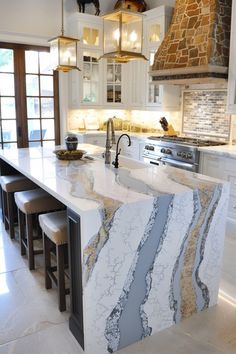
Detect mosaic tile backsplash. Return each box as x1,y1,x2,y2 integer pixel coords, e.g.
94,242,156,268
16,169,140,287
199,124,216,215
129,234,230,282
183,90,230,140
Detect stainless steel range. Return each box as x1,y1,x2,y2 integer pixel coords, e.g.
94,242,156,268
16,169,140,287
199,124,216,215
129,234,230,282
143,136,226,172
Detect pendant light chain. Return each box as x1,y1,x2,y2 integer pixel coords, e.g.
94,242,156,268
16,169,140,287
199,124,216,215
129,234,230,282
61,0,64,36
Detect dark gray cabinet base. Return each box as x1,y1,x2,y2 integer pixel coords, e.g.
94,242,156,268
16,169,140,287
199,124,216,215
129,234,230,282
67,208,84,350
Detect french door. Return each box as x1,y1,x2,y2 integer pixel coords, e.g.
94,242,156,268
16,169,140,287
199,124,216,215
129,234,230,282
0,43,60,149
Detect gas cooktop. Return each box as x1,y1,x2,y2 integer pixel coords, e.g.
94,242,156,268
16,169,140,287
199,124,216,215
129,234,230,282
147,136,227,147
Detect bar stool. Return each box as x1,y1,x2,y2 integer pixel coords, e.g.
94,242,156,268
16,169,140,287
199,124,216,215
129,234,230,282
0,175,36,239
14,189,64,270
39,210,69,312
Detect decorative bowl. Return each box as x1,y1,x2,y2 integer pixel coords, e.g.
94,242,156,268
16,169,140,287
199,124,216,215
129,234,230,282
53,149,86,160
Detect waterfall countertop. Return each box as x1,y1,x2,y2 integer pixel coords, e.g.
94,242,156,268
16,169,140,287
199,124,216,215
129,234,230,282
0,145,230,354
0,144,228,214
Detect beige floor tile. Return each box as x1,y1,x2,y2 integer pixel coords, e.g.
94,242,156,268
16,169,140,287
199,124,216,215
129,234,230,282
0,323,81,354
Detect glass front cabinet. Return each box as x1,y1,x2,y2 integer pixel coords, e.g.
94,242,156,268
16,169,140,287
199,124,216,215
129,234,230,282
68,13,126,108
143,6,180,110
68,7,180,111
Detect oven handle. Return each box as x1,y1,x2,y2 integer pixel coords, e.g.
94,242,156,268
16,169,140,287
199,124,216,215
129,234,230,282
160,157,198,170
150,161,160,166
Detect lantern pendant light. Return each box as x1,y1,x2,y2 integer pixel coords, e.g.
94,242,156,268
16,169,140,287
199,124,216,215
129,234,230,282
48,0,80,72
100,0,148,63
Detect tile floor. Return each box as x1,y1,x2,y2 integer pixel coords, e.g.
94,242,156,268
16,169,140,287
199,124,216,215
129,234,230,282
0,219,236,354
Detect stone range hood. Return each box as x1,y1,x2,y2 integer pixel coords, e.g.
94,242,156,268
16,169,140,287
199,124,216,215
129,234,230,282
150,0,232,85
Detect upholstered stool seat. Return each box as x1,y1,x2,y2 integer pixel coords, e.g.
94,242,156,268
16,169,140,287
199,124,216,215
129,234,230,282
14,188,64,270
0,175,36,239
39,210,69,312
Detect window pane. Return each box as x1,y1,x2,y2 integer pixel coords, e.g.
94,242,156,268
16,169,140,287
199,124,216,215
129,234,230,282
29,141,42,147
42,119,55,139
27,97,40,118
26,75,39,96
40,76,53,96
3,143,17,149
28,120,41,140
39,52,53,74
2,120,17,141
25,51,39,74
0,73,15,96
0,49,14,72
1,97,16,118
41,98,54,118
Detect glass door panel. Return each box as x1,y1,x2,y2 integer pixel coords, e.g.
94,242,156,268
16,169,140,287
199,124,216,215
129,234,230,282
106,61,122,103
0,44,59,149
0,48,17,149
25,50,57,147
82,51,99,103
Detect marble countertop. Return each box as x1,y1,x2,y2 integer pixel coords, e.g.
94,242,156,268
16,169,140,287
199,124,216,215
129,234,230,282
199,144,236,158
0,145,226,215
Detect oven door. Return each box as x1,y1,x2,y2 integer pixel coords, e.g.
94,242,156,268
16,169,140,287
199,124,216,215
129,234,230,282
160,157,198,172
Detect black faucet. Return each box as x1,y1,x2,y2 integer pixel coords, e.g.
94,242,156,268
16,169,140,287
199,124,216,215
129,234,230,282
112,134,131,169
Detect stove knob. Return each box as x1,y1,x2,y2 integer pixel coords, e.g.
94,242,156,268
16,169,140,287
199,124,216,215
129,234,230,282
181,152,187,158
187,152,193,159
165,149,172,155
177,152,182,157
160,148,166,153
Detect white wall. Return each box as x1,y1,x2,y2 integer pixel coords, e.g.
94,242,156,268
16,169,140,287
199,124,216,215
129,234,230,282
0,0,64,45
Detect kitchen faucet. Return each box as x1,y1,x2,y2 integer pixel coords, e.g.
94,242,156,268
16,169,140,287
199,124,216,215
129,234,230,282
112,133,131,168
104,117,116,164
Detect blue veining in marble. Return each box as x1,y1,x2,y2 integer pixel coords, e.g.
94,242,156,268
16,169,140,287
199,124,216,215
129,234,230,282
105,195,173,353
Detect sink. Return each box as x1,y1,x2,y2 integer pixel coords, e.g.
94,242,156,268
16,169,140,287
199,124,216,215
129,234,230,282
88,152,147,170
117,155,147,170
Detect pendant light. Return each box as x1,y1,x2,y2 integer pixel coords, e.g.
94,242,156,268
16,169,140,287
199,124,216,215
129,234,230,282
48,0,80,72
100,0,147,63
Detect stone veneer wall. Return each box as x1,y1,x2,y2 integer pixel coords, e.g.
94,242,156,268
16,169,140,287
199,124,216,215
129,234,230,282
153,0,231,70
182,90,230,139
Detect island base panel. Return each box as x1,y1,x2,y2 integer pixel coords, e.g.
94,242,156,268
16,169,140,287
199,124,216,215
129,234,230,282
68,208,84,350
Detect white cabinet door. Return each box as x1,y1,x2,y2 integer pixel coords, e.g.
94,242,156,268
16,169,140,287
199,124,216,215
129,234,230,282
143,6,180,111
68,13,103,109
199,153,225,179
227,0,236,113
200,152,236,220
83,135,105,147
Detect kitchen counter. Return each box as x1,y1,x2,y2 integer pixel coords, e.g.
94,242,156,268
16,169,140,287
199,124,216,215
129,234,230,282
0,146,229,354
199,144,236,158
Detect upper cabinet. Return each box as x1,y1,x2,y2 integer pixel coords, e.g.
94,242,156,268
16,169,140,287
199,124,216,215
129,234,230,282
68,13,103,108
227,0,236,113
143,6,180,111
68,8,180,111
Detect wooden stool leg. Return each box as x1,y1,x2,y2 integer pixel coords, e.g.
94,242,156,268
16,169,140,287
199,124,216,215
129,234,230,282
0,186,4,222
43,234,52,289
57,244,66,312
7,193,15,239
18,209,26,256
2,190,9,230
26,214,34,270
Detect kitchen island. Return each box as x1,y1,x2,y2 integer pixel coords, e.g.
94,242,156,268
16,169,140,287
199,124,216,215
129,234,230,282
0,145,230,354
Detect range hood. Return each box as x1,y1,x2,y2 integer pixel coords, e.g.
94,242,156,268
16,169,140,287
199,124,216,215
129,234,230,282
150,0,232,84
